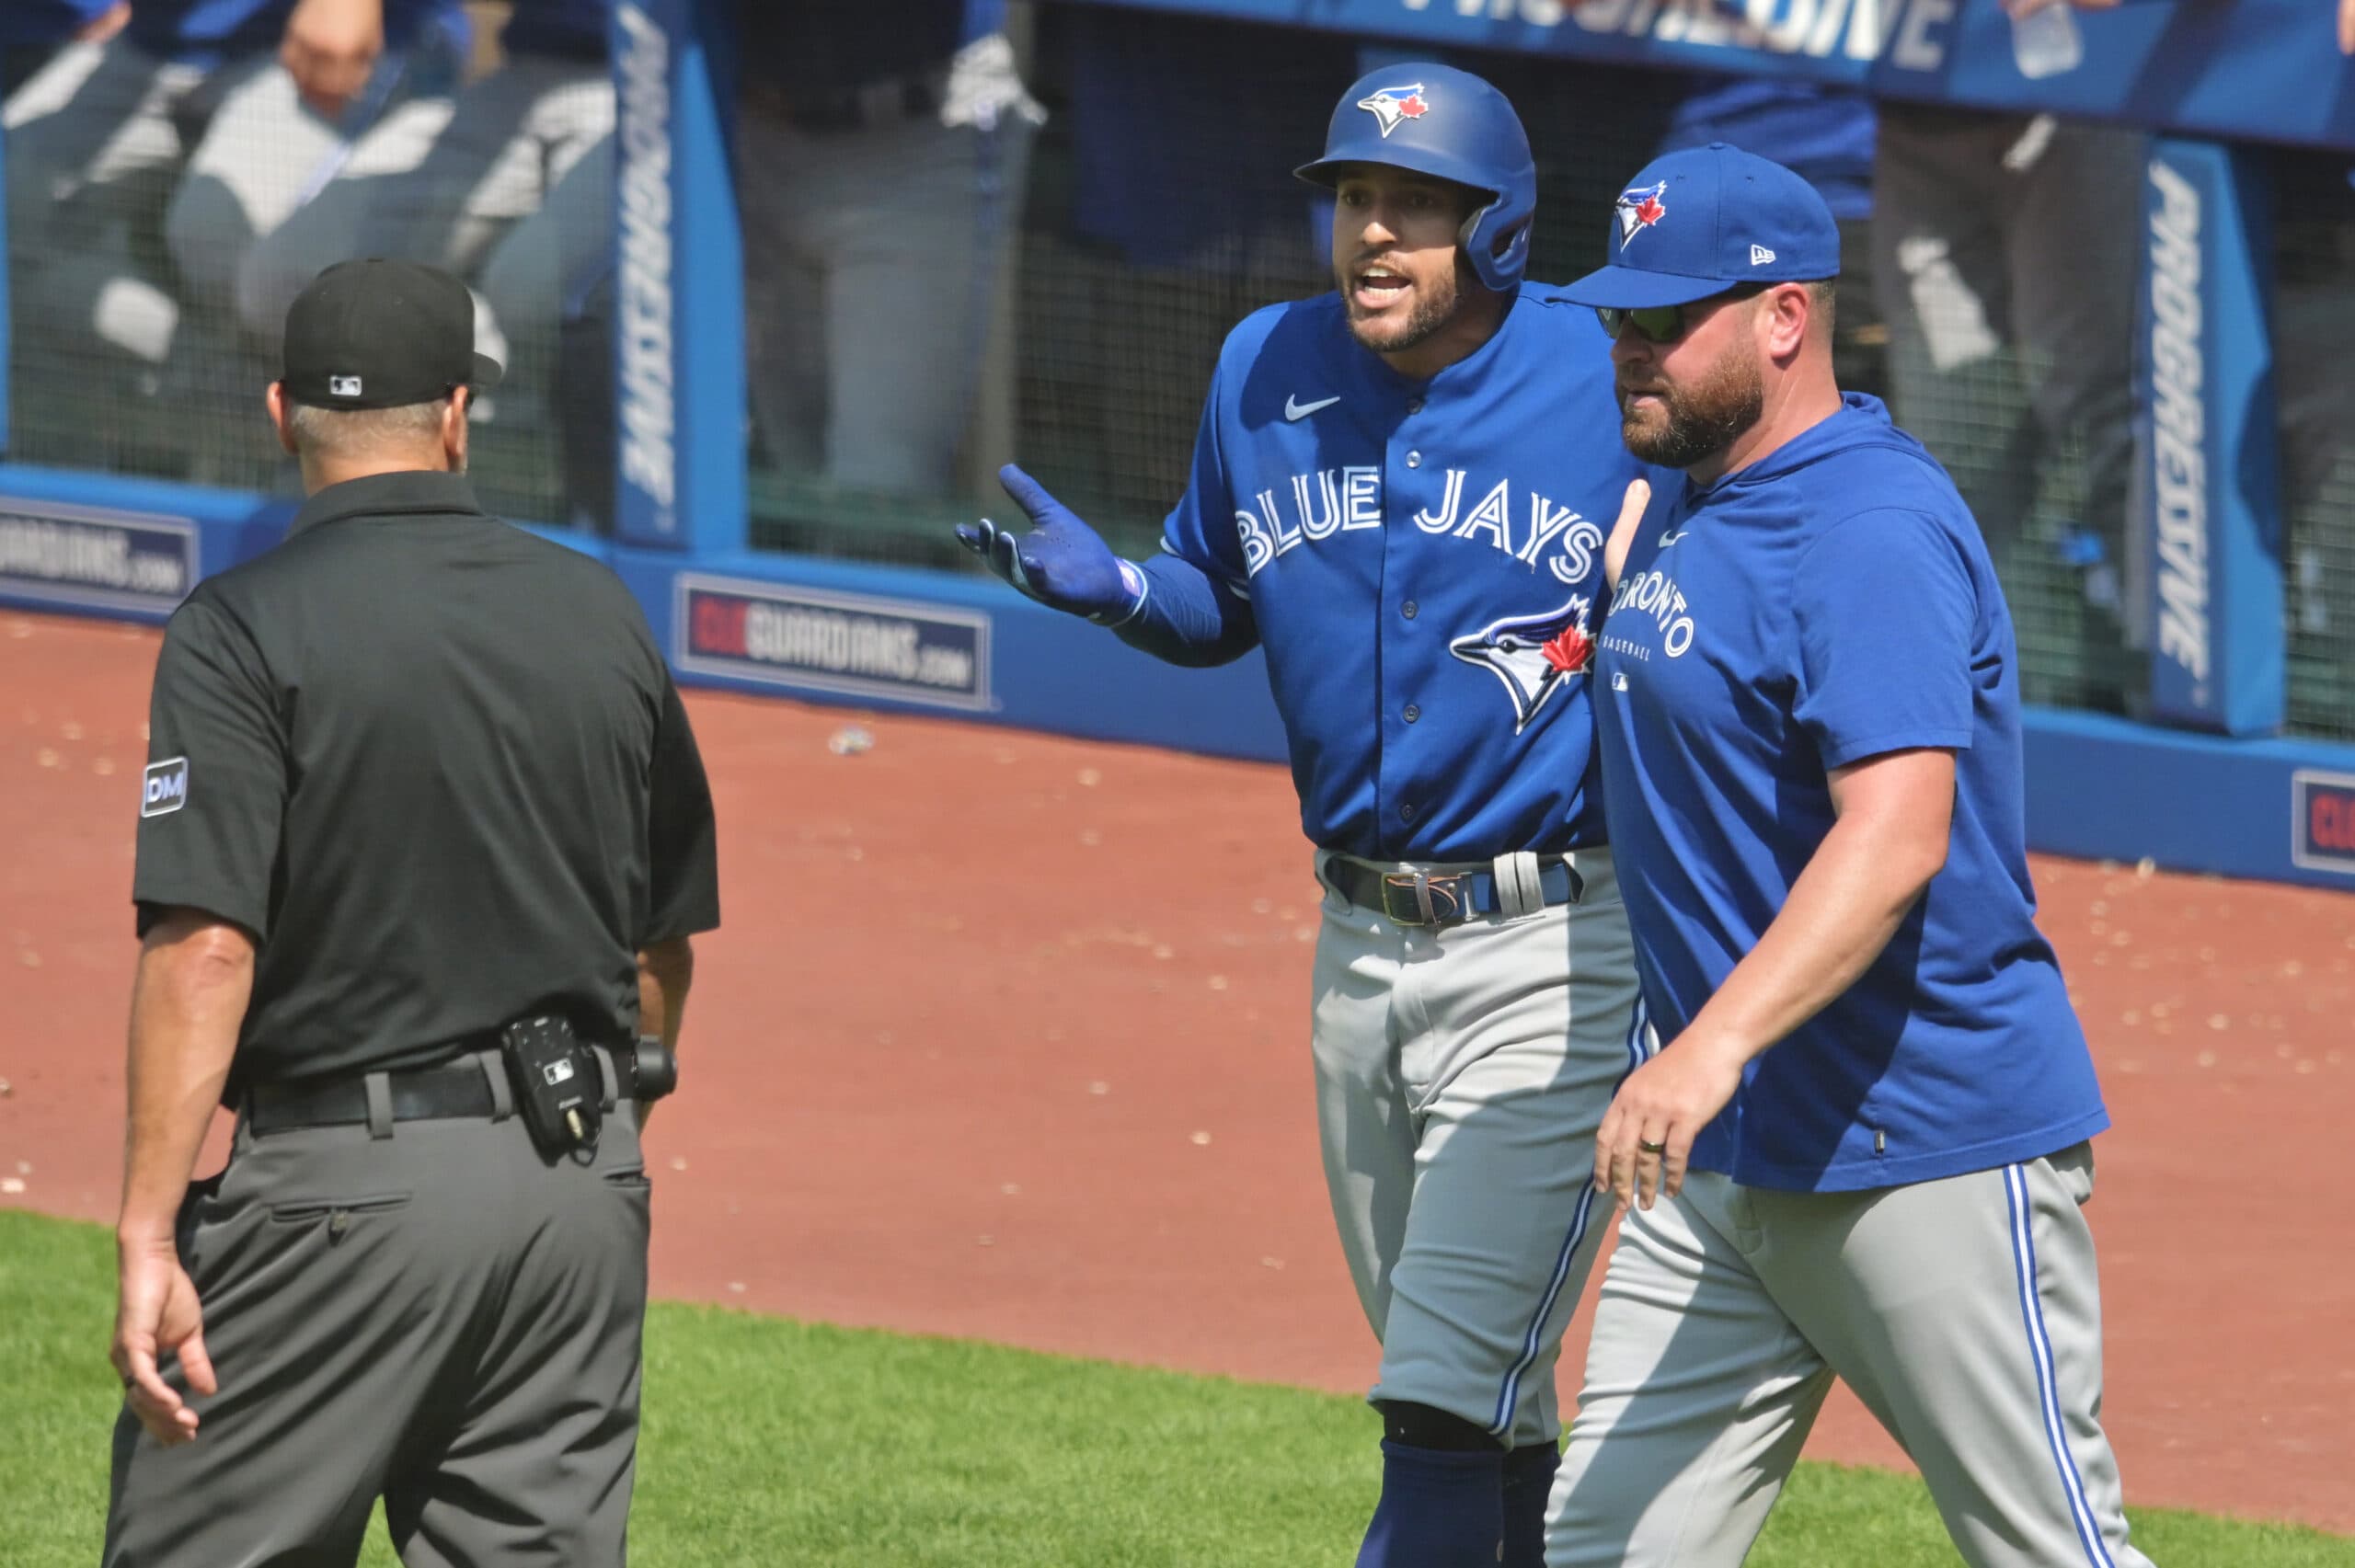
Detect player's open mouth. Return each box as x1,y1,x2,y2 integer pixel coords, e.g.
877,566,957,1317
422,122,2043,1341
1353,267,1410,309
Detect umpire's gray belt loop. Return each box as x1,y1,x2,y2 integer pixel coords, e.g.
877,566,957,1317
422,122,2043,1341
476,1048,515,1120
362,1071,395,1140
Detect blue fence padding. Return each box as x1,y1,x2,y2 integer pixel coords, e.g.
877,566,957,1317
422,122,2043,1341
614,546,1291,762
1062,0,2355,154
2023,706,2355,889
2136,139,2283,736
7,463,2353,888
0,466,294,624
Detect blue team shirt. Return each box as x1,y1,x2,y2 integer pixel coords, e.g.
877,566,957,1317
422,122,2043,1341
4,0,115,48
1164,285,1655,861
1660,79,1876,222
501,0,610,62
1594,394,2108,1193
128,0,447,60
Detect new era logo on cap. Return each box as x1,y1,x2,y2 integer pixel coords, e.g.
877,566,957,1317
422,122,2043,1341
1751,244,1776,266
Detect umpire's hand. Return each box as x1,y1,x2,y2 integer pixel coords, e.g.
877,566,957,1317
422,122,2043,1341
958,465,1145,625
112,1240,217,1446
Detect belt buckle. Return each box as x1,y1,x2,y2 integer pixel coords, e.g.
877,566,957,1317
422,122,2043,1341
1379,871,1466,927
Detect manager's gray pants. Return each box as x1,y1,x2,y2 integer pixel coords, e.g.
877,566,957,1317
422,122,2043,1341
1548,1144,2152,1568
103,1071,652,1567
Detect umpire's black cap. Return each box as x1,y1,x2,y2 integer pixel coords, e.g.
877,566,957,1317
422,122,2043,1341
281,258,503,409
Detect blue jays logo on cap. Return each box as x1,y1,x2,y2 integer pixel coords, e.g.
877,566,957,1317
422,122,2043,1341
1354,83,1430,139
1449,596,1595,734
1563,144,1842,312
1614,182,1669,249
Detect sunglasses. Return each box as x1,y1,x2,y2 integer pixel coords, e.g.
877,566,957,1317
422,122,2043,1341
1595,282,1771,345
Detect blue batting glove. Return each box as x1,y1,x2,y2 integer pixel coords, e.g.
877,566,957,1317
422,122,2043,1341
957,464,1146,625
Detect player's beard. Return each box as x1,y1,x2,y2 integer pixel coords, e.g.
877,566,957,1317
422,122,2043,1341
1618,344,1764,470
1344,256,1472,357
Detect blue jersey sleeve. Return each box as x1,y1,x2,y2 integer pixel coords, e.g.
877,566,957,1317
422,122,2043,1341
1159,359,1252,594
1790,509,1977,771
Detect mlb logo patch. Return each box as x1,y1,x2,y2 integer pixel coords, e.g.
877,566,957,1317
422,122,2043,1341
141,757,189,818
1354,83,1430,139
328,374,363,398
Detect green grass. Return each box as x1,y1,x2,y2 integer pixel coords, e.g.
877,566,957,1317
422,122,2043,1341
6,1208,2347,1566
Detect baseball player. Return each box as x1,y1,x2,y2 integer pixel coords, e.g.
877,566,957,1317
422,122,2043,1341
1553,143,2149,1567
959,64,1655,1568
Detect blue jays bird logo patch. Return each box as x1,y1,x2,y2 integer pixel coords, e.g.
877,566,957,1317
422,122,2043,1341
1450,597,1595,734
1614,182,1669,248
1355,83,1430,138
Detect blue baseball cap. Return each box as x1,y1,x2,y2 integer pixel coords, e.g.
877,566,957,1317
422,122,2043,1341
1560,143,1841,311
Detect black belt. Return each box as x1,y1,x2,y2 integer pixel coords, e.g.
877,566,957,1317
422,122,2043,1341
246,1048,630,1137
1324,855,1585,929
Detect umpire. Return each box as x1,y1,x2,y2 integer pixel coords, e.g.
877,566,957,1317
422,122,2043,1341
105,258,720,1566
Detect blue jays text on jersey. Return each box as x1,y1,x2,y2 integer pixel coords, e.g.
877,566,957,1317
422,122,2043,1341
1161,283,1655,863
1592,394,2108,1194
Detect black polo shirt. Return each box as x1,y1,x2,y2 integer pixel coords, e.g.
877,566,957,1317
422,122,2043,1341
132,471,720,1101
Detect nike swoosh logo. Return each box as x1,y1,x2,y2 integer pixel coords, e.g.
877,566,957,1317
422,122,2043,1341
1285,394,1341,421
1657,530,1689,548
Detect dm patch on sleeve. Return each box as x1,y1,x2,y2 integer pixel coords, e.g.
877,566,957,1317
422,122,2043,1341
141,757,190,818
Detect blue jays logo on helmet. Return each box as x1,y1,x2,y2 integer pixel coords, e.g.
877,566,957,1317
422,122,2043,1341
1354,83,1430,139
1614,182,1669,249
1448,597,1596,735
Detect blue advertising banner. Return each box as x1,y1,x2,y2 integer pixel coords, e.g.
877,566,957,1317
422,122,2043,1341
1060,0,2355,152
672,573,996,712
2135,138,2281,736
0,495,200,619
610,0,743,553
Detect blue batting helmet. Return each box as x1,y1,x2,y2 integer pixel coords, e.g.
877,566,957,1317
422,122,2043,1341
1293,63,1537,293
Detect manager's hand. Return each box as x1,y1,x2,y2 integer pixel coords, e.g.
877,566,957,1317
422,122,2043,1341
958,464,1144,624
1593,1024,1744,1213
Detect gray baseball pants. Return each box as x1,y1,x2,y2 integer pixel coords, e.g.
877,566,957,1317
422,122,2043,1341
1547,1143,2153,1568
102,1059,652,1567
1312,845,1645,1451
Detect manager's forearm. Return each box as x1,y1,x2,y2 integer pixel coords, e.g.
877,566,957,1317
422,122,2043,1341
1676,812,1941,1065
119,920,252,1245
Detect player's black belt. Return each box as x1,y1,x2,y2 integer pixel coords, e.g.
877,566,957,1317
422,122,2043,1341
245,1045,644,1136
1323,855,1586,929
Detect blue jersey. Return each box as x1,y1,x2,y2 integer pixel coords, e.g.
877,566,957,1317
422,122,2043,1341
1660,79,1876,223
4,0,114,48
501,0,610,62
1594,394,2108,1193
128,0,449,61
1163,284,1653,862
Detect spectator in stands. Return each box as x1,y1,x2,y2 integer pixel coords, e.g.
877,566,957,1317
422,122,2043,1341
736,2,1043,498
1654,76,1885,400
1,0,121,97
236,0,615,437
2,0,461,476
1870,0,2141,642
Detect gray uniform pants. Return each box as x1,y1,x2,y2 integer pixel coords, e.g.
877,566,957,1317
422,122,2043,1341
1312,846,1644,1451
236,55,615,396
1871,108,2143,583
1547,1144,2152,1568
103,1064,652,1567
738,88,1035,497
